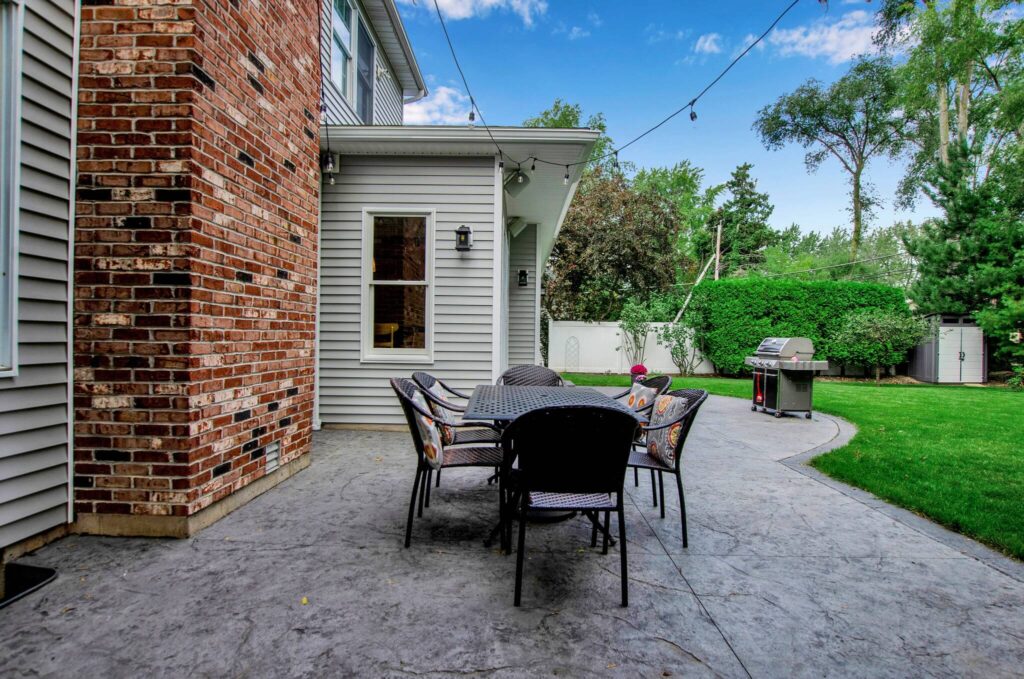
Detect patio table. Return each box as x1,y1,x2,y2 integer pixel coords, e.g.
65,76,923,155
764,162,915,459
464,385,641,423
466,385,642,551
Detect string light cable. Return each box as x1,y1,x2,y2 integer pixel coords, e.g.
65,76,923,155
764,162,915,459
430,0,807,170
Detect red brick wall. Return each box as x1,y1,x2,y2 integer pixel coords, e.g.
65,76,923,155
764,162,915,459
74,0,321,522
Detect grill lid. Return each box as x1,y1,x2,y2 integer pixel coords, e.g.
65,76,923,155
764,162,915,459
754,337,815,360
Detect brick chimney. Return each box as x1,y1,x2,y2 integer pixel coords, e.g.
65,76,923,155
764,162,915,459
73,0,321,536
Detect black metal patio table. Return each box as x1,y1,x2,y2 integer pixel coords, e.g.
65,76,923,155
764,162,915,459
466,385,642,551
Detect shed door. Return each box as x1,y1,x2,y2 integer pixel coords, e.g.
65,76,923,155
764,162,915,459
937,326,962,382
960,325,985,382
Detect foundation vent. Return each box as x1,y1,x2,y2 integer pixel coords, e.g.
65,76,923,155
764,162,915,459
265,442,281,473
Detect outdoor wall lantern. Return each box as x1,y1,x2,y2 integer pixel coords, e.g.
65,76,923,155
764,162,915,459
320,151,337,185
518,269,529,287
455,225,473,251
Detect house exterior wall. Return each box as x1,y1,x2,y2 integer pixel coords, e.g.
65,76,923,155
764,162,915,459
319,155,496,425
319,0,403,126
507,224,537,366
73,0,320,531
0,0,76,550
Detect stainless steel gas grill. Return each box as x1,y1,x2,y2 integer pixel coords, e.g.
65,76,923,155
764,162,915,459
744,337,829,419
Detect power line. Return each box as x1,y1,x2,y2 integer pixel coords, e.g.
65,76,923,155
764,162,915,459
430,0,806,169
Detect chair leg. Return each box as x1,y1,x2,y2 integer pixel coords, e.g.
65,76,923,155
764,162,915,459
435,469,442,488
602,510,610,555
417,466,428,518
676,472,688,548
618,503,628,607
425,469,433,508
658,471,666,519
405,466,422,548
514,500,528,607
633,467,638,487
650,469,658,507
590,511,598,548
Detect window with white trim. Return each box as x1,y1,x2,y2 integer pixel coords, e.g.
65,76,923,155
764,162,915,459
362,212,433,361
330,0,352,97
355,19,374,123
0,0,23,376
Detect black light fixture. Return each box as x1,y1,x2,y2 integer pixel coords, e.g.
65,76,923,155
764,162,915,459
518,269,529,287
690,109,698,122
455,225,473,251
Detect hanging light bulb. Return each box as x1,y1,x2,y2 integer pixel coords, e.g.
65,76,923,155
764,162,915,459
319,104,327,125
563,166,570,185
613,151,620,171
469,109,475,123
690,108,698,122
498,159,504,171
531,158,536,172
324,154,335,174
329,174,335,186
517,165,524,183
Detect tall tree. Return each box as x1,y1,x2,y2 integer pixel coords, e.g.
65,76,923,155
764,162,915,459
632,161,722,280
693,163,776,276
754,57,905,259
544,168,677,321
523,99,615,169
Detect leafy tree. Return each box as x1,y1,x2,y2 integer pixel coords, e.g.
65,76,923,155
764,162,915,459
830,308,928,384
904,142,1024,362
523,99,615,169
876,1,1024,206
632,161,723,280
656,318,702,376
617,297,655,366
544,168,678,321
693,163,776,276
754,57,905,259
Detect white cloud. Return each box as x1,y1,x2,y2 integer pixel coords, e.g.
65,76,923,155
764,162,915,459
768,10,879,64
732,32,767,58
396,0,547,27
587,11,602,27
645,24,689,44
693,32,723,54
568,26,590,40
404,86,472,125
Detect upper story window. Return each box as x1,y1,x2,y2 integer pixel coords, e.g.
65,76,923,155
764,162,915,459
331,0,352,97
356,19,374,124
362,211,433,362
0,0,23,377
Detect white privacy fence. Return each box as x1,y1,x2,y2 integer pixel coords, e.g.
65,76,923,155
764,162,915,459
548,321,715,375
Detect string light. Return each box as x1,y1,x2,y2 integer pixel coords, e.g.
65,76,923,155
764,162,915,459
430,0,805,175
468,110,475,123
498,160,504,171
563,167,570,185
531,158,536,172
517,164,524,183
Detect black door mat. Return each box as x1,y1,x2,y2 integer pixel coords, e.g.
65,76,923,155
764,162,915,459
0,563,57,610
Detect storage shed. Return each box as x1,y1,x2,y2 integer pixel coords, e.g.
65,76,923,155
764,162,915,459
909,314,987,384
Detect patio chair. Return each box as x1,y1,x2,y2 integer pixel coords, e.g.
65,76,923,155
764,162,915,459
496,364,564,386
626,389,708,548
612,375,672,486
390,378,504,548
501,405,638,607
413,371,503,489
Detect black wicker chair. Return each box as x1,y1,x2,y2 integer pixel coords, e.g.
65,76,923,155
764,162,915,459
390,378,504,548
626,389,708,548
496,364,563,386
501,405,638,607
611,375,672,414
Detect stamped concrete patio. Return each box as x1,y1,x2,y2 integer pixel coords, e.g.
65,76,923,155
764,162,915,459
2,392,1023,678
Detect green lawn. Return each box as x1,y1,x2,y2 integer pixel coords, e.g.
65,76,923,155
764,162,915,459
563,372,1024,559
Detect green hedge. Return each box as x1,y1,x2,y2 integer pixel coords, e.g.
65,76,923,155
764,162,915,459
688,278,911,374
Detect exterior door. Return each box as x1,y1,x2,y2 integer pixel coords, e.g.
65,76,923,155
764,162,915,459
960,324,985,382
937,325,962,383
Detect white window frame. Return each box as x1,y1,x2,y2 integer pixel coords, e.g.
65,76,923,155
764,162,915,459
355,18,374,124
330,0,353,99
360,208,435,364
0,0,24,378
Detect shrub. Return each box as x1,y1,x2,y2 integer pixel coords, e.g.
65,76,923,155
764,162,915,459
657,319,702,376
617,297,653,366
829,308,927,384
688,278,910,374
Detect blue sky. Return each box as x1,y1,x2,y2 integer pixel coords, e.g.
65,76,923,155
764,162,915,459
396,0,940,235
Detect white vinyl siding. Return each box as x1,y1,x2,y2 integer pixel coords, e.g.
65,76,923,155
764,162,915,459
507,224,537,365
319,156,496,425
1,0,74,549
320,0,403,125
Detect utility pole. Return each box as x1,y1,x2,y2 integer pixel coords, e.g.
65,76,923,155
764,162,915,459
714,219,723,280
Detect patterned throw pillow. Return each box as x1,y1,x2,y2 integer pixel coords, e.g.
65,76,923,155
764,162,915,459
424,382,457,445
647,395,689,468
623,382,657,411
411,391,444,469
